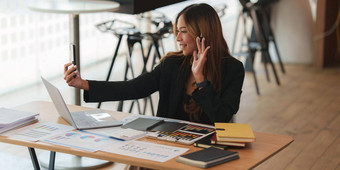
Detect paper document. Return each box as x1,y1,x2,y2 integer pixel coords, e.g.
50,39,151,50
104,140,189,162
5,122,75,141
43,130,125,152
84,127,146,141
109,128,146,140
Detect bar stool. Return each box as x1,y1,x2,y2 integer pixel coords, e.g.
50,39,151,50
231,0,282,95
213,3,228,18
138,11,174,72
94,12,175,116
136,12,175,115
95,19,151,115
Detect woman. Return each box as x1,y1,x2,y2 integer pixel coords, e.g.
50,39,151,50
64,3,245,125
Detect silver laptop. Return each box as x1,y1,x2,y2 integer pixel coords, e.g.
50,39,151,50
41,77,122,130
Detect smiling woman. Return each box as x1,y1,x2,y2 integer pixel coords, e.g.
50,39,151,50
63,3,245,125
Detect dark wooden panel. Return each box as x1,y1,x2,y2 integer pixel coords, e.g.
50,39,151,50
313,0,340,68
111,0,186,14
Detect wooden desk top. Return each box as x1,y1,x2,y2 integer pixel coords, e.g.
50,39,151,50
0,101,294,170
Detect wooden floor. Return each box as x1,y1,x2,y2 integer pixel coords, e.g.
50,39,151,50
238,64,340,170
1,62,339,169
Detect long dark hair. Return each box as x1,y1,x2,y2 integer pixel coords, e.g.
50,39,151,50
162,3,231,121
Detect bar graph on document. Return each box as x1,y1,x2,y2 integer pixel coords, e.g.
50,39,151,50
5,122,75,141
44,131,124,152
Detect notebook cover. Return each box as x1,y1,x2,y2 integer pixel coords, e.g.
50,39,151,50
214,123,255,142
121,118,164,131
194,133,229,150
176,147,239,168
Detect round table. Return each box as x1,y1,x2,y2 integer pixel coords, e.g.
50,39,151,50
28,0,120,105
28,1,120,169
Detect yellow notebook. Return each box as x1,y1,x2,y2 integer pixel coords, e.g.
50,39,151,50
214,123,255,143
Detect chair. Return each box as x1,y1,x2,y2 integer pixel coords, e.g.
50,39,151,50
231,0,283,95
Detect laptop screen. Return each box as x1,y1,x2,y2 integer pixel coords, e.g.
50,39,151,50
41,76,76,127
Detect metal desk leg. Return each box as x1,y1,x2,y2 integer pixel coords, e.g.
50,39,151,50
28,147,40,170
49,151,56,170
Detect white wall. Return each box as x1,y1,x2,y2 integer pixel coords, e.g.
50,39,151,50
0,0,139,95
271,0,314,64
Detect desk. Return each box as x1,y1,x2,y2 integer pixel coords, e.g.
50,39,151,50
0,101,294,169
28,0,120,105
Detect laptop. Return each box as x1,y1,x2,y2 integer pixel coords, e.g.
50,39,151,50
41,77,122,130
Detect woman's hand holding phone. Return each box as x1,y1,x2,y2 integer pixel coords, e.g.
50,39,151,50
63,62,89,91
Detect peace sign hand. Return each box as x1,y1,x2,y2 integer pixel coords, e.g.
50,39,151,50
192,36,210,83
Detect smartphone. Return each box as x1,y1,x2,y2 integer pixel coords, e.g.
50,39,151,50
197,33,203,58
69,43,77,78
199,33,203,44
70,43,76,66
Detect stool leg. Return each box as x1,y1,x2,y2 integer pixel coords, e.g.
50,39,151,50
248,55,260,95
152,38,162,67
142,96,155,116
264,50,280,85
28,147,40,170
271,36,285,73
260,9,285,74
250,6,280,86
97,34,123,109
262,52,270,82
159,38,166,55
149,96,155,116
125,38,142,114
117,101,123,111
138,40,153,115
242,12,261,95
139,41,148,73
106,35,123,81
143,98,147,115
231,11,242,54
140,38,156,116
145,42,153,72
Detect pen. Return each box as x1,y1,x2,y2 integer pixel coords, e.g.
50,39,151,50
79,130,126,141
108,136,126,141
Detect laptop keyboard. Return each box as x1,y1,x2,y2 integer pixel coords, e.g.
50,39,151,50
71,112,119,128
71,112,101,127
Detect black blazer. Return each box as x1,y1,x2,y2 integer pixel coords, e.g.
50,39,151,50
84,56,244,124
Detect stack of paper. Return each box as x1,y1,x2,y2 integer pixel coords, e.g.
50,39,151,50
0,107,39,133
212,123,256,147
5,122,75,142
